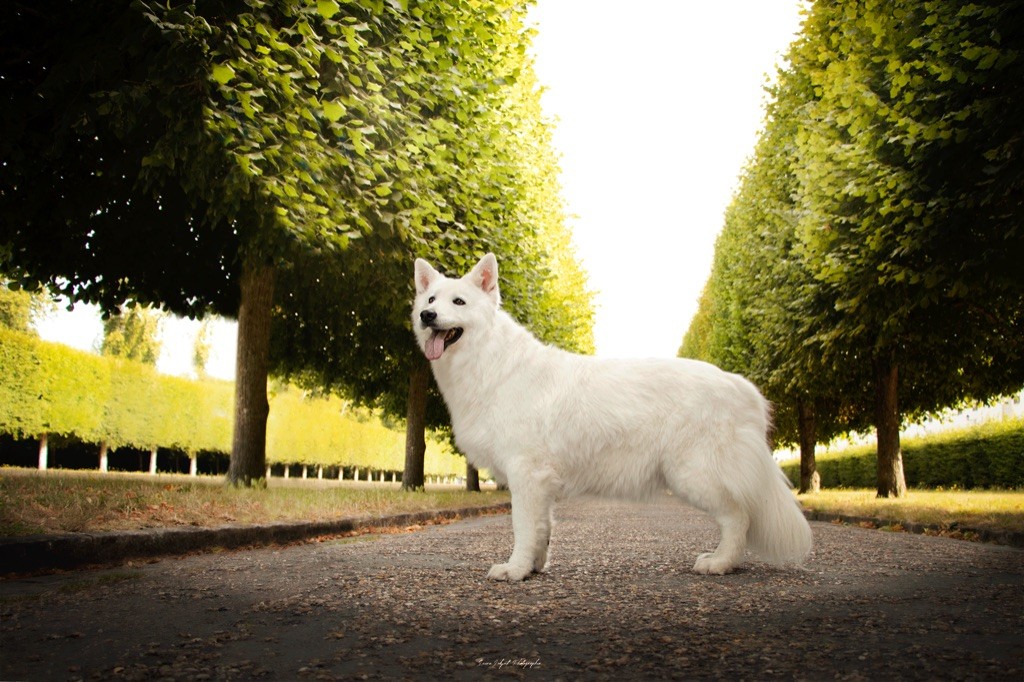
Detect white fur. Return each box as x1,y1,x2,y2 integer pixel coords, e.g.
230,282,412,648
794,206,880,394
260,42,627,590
413,254,812,580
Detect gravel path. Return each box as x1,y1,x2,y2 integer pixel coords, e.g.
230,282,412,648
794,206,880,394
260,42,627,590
2,496,1021,680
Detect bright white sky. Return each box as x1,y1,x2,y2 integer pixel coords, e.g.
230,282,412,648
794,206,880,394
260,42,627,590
529,0,804,357
36,1,804,375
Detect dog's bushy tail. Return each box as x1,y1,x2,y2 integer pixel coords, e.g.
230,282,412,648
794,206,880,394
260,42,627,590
744,457,812,565
731,379,812,566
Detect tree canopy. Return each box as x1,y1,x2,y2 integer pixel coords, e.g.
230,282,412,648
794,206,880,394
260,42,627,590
102,304,165,366
0,282,52,334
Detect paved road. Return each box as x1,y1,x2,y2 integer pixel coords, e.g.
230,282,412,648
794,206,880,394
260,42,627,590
2,496,1021,680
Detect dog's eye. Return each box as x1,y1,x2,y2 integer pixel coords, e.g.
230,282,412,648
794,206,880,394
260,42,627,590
427,296,435,304
453,297,466,306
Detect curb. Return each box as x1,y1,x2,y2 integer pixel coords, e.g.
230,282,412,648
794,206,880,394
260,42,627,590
0,502,511,576
803,509,1024,549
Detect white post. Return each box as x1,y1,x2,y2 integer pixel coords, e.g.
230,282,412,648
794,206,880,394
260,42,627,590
149,448,158,475
38,434,48,471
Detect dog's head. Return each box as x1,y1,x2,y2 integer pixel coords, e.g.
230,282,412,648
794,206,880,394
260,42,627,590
412,253,500,361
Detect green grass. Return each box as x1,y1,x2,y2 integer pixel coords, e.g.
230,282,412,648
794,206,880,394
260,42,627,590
797,488,1024,536
0,467,509,537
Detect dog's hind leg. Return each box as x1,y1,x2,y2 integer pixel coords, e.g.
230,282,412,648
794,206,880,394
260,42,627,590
691,499,749,575
664,464,750,575
487,466,557,581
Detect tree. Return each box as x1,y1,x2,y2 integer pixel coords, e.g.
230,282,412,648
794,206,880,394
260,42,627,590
269,2,594,490
193,319,213,379
102,304,164,365
0,281,53,334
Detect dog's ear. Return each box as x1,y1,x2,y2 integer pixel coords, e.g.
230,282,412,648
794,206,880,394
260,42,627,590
467,253,500,304
414,258,440,294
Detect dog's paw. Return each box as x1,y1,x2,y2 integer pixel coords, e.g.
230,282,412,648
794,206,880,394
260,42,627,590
487,562,532,582
692,552,735,576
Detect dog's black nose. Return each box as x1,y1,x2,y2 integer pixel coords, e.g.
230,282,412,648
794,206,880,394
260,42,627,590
420,310,437,325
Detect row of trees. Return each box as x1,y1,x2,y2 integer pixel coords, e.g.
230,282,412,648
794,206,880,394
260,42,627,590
680,0,1024,497
0,326,465,475
1,0,594,487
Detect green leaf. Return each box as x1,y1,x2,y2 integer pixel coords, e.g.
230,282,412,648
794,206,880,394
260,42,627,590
323,100,346,122
212,63,235,85
317,0,340,19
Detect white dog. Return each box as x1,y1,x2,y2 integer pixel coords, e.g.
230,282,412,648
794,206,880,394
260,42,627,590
413,254,812,580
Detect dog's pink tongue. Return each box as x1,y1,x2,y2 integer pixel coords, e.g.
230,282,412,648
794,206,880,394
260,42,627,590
425,331,446,361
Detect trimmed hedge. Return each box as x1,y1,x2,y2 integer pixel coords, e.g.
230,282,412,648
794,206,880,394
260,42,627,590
780,418,1024,489
0,328,464,475
266,386,464,474
0,327,229,452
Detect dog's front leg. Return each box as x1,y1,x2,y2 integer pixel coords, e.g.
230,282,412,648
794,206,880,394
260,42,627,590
487,470,554,581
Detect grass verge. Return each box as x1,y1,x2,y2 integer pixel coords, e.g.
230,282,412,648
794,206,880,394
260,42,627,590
797,489,1024,537
4,468,1021,543
0,467,509,537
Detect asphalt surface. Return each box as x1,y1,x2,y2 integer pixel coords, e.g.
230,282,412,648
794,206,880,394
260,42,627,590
1,496,1021,681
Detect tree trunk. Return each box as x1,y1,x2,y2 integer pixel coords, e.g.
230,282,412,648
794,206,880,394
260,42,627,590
149,447,158,475
874,354,907,498
228,256,276,487
466,462,480,492
38,433,48,471
797,399,820,494
403,356,429,491
99,441,109,472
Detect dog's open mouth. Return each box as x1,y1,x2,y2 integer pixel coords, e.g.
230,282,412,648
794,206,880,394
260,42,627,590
424,327,463,361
